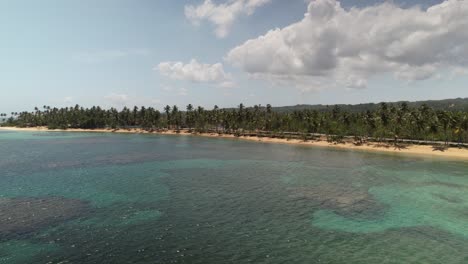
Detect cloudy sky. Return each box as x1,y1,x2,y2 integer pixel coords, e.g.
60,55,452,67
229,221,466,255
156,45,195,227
1,0,467,113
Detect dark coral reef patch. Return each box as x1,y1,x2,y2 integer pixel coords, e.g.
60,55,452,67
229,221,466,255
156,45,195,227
0,197,91,238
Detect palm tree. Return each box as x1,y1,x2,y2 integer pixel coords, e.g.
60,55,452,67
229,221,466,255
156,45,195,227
171,105,181,130
212,105,219,132
195,106,206,132
391,105,407,146
0,113,6,123
438,111,453,145
377,103,390,141
164,105,171,129
132,106,139,126
186,104,194,131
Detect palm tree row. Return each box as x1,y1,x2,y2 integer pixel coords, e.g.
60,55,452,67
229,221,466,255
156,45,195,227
3,103,468,145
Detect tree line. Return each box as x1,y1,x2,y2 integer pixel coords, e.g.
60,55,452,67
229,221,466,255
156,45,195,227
2,103,468,145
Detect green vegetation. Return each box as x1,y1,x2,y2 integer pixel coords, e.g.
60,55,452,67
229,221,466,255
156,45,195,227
0,113,7,123
3,101,468,146
271,97,468,113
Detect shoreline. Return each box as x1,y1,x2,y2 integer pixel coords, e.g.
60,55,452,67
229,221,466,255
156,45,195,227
2,126,468,160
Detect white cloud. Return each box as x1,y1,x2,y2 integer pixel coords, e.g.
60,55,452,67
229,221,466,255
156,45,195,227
104,93,129,104
185,0,271,38
103,94,165,108
450,67,468,79
162,85,174,92
226,0,468,90
73,49,150,63
178,88,189,96
157,59,233,87
220,81,235,88
64,96,73,103
151,98,162,104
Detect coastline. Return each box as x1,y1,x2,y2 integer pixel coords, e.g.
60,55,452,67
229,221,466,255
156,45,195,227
2,126,468,160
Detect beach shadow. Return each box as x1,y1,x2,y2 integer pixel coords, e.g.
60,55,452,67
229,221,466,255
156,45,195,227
393,144,408,150
432,145,448,152
373,143,391,149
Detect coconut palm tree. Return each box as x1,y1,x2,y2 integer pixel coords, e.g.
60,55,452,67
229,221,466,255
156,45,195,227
186,104,194,131
438,111,453,145
164,105,171,129
171,105,182,130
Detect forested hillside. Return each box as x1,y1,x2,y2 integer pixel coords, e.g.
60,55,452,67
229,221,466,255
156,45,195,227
271,98,468,113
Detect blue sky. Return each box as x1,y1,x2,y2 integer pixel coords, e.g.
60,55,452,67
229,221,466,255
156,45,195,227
1,0,467,114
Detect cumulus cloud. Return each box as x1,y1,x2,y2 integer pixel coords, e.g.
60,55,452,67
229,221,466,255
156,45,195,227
157,59,233,87
185,0,271,38
226,0,468,90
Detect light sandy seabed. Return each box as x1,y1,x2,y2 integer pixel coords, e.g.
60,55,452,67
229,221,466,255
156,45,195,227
2,126,468,160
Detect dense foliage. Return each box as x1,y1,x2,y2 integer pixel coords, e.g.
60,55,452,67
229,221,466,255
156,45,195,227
272,97,468,113
2,102,468,144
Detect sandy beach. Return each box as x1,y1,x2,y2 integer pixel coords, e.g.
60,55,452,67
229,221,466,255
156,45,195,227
2,126,468,160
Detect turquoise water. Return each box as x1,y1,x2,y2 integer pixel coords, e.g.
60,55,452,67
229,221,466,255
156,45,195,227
1,130,468,263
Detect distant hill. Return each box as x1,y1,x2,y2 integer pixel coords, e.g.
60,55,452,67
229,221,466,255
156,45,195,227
270,97,468,113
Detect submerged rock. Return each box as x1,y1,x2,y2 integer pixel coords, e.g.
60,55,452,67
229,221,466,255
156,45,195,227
0,197,90,238
288,185,384,217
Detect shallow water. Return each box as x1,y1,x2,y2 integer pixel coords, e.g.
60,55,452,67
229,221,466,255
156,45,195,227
1,130,468,263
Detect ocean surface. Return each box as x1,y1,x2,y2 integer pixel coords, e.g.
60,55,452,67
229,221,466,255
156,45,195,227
0,130,468,264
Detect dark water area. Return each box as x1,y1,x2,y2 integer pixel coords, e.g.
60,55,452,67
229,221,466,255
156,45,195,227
1,130,468,263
